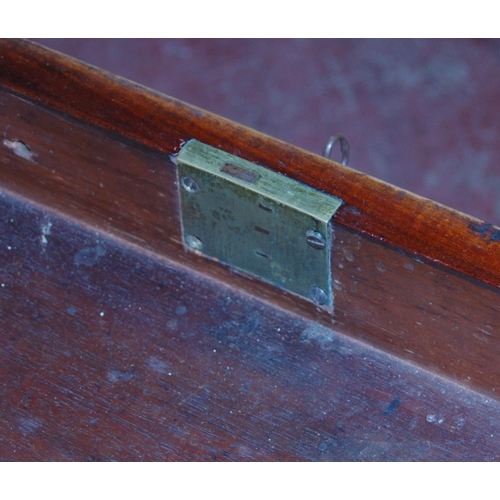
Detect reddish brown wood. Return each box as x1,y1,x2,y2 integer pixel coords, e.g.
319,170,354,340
1,39,499,289
0,91,328,326
2,189,500,461
332,225,500,394
2,38,500,459
2,40,500,398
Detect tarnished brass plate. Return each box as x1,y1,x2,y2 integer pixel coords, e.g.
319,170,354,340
175,140,342,306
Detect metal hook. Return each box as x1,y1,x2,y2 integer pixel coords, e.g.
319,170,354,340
323,133,350,166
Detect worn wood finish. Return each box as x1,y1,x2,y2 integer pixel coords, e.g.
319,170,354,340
1,39,499,287
332,225,500,393
0,91,329,326
2,36,500,448
2,190,500,461
2,40,500,399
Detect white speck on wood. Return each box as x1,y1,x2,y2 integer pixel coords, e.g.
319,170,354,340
426,414,444,424
41,221,52,246
3,139,35,161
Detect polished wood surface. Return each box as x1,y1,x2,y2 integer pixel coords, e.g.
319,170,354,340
333,225,500,393
2,40,500,398
1,39,498,287
2,190,500,461
2,39,500,460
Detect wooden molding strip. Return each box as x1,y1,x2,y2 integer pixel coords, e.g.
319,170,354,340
2,39,500,397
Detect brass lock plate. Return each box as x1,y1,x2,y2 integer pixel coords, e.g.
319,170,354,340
175,140,342,306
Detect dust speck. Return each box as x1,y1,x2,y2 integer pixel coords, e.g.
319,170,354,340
41,221,52,246
107,370,133,382
426,414,443,424
175,305,187,316
342,248,355,262
74,245,106,267
300,324,337,350
66,306,77,315
148,356,169,375
19,416,41,434
166,319,178,330
376,262,386,272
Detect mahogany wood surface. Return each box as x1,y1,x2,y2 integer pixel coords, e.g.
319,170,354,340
1,40,500,460
2,189,500,461
333,225,500,393
0,91,323,324
2,40,500,398
1,39,499,288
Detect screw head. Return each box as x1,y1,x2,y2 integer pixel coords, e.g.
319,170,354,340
306,229,326,250
310,286,327,305
181,176,199,193
185,234,203,250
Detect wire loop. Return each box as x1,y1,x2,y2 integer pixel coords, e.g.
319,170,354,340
323,133,350,166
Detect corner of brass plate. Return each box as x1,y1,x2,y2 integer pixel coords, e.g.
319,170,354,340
175,140,342,307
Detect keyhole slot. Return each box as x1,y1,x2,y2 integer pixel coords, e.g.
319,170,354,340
255,250,271,259
258,203,273,213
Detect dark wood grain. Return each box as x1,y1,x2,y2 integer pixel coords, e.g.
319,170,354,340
2,189,500,461
332,224,500,394
0,90,330,326
1,39,500,288
2,39,500,403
